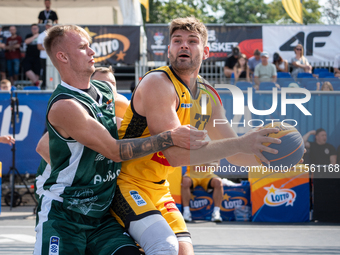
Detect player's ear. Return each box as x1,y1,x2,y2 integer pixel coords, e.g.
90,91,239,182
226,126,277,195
167,45,170,58
56,51,68,63
203,45,209,60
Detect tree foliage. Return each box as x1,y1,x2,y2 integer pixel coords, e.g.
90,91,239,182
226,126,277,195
267,0,322,24
143,0,322,25
142,0,216,24
323,0,340,24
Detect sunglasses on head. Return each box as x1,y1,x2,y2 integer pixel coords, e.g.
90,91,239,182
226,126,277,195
295,48,302,51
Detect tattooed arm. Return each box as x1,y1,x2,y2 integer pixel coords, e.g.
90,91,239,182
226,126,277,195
43,99,207,163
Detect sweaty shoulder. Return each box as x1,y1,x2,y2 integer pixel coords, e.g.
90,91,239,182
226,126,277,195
133,71,178,116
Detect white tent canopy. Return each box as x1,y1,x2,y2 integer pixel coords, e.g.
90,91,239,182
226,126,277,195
0,0,125,25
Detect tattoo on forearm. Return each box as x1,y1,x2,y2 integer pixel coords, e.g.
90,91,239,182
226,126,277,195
118,131,174,160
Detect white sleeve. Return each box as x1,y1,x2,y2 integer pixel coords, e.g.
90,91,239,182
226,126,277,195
37,32,45,47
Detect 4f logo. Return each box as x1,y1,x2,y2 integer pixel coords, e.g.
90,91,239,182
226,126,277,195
279,31,331,56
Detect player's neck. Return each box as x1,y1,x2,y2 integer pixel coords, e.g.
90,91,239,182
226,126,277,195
173,68,199,92
61,72,91,90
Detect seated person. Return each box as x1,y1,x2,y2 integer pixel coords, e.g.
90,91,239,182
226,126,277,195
233,54,250,83
248,49,261,75
182,162,224,222
273,52,288,73
291,44,312,79
224,46,240,78
0,79,11,91
254,52,278,90
303,128,337,165
317,81,334,91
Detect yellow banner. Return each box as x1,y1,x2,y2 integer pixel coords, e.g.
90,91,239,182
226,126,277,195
282,0,303,24
139,0,149,21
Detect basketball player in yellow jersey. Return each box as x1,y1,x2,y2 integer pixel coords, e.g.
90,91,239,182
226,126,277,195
110,17,281,255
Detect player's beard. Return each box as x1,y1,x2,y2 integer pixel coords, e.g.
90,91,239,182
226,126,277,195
169,51,202,76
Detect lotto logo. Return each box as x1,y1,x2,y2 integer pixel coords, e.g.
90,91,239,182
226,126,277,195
130,190,147,207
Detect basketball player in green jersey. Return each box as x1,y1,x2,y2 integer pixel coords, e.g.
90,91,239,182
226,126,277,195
33,24,207,255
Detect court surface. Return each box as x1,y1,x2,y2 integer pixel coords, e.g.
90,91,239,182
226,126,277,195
0,206,340,255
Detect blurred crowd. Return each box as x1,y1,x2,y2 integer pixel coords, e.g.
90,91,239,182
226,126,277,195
0,0,57,91
223,45,340,91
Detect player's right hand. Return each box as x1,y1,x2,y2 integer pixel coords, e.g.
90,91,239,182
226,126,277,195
171,125,208,150
239,128,281,164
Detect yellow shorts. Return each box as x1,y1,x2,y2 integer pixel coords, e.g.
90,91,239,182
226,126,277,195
185,171,219,190
110,176,188,236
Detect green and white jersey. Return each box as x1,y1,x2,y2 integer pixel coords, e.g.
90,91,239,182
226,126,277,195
44,80,120,218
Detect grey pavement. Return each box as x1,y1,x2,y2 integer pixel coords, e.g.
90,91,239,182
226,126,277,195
1,205,340,255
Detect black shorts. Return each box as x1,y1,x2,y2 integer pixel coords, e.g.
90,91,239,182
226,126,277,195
22,57,40,75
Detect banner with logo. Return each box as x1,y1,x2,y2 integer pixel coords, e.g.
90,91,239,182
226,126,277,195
249,167,310,222
146,25,262,62
263,25,340,64
0,92,51,175
190,184,250,221
84,26,140,65
1,25,140,65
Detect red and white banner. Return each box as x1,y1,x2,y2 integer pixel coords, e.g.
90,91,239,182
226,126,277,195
263,25,340,65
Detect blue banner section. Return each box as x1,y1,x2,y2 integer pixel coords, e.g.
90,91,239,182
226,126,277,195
252,183,310,222
0,92,51,175
190,184,251,221
0,90,339,175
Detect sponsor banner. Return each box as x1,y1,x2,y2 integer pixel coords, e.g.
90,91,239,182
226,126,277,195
190,184,250,221
146,25,262,62
1,25,140,65
249,169,310,222
146,25,169,62
263,25,340,64
85,26,140,65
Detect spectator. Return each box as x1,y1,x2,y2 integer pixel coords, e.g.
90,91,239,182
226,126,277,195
303,128,337,165
5,26,22,84
37,20,53,89
333,53,340,78
320,81,333,91
182,163,224,222
224,46,240,78
38,0,58,24
273,52,288,73
291,44,312,80
233,53,250,83
22,24,41,87
0,25,6,80
254,51,277,90
248,49,261,74
0,79,11,91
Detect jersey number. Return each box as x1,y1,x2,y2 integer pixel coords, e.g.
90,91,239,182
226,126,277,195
194,113,210,130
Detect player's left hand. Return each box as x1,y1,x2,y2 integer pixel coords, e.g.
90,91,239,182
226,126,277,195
171,125,208,150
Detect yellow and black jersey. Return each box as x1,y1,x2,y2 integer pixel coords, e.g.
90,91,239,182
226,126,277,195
118,66,215,184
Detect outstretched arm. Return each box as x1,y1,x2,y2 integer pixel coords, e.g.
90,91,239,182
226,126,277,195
46,99,206,163
302,130,315,149
134,72,279,167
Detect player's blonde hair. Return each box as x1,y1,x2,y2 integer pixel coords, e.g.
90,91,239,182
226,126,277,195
92,66,115,77
169,17,208,46
44,25,92,60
